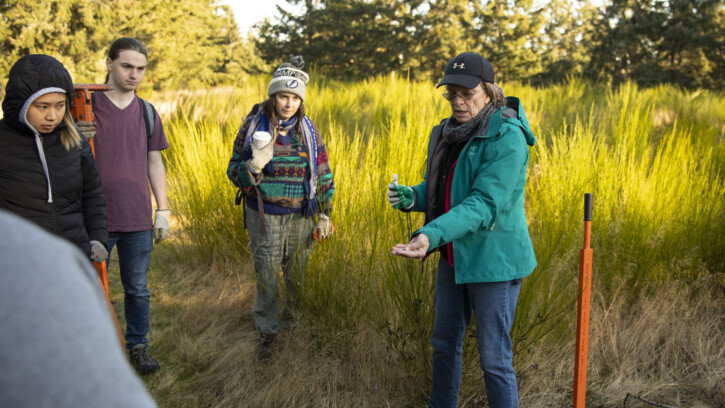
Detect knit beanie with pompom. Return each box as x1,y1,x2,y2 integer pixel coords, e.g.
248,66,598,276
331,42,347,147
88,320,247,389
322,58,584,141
268,55,309,101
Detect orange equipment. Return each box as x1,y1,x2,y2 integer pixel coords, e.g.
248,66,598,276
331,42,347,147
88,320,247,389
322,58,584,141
70,83,125,350
70,84,110,154
573,193,594,407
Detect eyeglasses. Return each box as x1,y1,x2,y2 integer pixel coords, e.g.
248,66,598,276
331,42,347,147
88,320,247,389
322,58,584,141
442,88,481,101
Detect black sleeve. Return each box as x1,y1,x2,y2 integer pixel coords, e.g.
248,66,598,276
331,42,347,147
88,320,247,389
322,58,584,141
80,139,108,246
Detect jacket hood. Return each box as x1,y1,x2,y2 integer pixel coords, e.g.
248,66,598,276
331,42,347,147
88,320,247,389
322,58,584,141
1,54,74,134
486,96,536,147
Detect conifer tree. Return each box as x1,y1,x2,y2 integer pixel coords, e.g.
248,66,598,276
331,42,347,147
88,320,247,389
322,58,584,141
475,0,545,83
0,0,253,89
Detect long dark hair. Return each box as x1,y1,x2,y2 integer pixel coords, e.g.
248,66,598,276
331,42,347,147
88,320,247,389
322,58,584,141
105,37,148,83
260,96,305,139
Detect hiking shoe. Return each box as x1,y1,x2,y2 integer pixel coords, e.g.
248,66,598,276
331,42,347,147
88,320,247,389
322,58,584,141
129,345,160,375
257,335,274,362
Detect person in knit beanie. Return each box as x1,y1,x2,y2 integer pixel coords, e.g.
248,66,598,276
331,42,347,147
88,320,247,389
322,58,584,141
227,55,335,361
268,56,309,101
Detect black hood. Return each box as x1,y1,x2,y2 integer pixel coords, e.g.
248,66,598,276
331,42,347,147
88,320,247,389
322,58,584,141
1,54,74,133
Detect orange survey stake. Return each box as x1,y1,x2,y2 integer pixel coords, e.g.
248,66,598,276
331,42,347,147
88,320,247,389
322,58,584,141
573,193,594,407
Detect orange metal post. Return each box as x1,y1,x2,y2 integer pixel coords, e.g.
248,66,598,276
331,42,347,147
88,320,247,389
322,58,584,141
97,258,110,296
71,83,125,350
96,260,125,348
573,193,594,407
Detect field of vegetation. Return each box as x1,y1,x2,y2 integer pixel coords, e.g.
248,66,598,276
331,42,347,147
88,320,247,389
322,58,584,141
106,76,725,407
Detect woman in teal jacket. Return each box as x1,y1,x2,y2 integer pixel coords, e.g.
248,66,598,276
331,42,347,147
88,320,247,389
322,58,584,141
389,52,536,408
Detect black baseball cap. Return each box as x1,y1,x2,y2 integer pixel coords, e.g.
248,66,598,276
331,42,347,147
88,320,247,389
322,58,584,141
436,52,495,89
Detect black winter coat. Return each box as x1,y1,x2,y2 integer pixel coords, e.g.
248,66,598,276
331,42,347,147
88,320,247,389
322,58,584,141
0,55,107,256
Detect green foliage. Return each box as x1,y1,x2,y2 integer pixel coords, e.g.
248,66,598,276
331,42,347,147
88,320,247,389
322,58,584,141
0,0,116,83
0,0,266,90
256,0,427,79
256,0,557,82
416,0,480,79
529,0,598,86
255,0,724,88
587,0,725,89
476,0,545,82
122,0,243,89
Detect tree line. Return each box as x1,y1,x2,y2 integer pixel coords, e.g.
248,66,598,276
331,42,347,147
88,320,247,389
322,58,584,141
257,0,724,89
1,0,723,90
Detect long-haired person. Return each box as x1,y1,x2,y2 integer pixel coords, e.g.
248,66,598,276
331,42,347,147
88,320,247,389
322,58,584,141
227,56,335,361
0,54,107,263
89,37,170,375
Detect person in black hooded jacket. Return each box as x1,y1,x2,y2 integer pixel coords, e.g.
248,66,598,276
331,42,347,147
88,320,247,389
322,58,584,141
0,54,108,262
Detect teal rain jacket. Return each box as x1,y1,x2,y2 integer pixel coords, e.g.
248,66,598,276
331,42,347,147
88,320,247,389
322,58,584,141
410,97,537,284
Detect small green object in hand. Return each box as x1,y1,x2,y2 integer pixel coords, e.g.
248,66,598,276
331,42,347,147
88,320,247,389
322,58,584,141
387,183,415,210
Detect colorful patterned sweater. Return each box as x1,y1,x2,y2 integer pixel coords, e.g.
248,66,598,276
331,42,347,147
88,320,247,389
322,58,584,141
227,111,334,216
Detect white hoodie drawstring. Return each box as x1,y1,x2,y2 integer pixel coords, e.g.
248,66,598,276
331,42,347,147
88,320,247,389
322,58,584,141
33,133,53,204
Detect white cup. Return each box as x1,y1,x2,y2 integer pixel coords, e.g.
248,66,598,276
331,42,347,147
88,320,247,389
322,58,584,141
252,131,272,149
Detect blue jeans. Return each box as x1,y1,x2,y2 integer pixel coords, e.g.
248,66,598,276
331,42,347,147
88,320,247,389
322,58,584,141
245,208,314,337
107,230,153,350
430,257,521,408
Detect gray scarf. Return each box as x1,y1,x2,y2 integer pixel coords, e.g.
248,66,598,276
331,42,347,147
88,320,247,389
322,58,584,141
441,101,499,144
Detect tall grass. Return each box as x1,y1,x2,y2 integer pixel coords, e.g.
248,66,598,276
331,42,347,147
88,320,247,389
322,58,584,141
152,77,725,406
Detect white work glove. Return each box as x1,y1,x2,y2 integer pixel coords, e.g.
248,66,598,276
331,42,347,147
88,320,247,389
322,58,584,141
89,240,108,263
153,209,171,244
313,213,334,241
387,183,415,210
247,134,275,174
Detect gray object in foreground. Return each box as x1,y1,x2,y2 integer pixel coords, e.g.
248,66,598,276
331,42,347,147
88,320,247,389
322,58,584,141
0,210,158,408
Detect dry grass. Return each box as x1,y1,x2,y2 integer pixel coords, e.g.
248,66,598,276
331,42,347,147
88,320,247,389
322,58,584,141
109,242,414,407
518,275,725,408
106,241,725,408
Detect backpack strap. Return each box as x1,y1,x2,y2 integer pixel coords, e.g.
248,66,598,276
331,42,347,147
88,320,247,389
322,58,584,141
139,98,156,148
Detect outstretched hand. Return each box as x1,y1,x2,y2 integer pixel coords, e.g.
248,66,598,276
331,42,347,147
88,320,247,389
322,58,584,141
391,233,429,258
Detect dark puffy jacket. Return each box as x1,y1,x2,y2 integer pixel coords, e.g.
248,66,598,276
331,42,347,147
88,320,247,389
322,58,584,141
0,54,107,256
